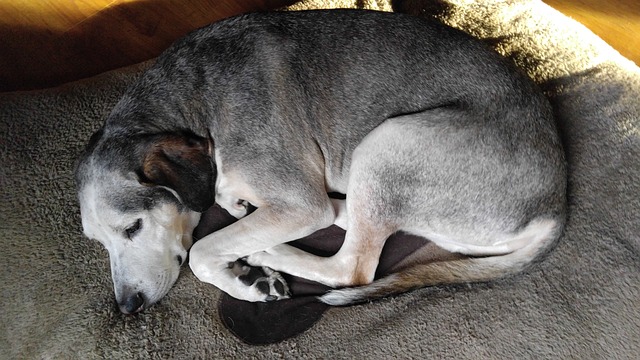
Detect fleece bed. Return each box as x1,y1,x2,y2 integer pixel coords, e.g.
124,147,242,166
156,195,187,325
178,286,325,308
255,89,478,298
1,0,639,358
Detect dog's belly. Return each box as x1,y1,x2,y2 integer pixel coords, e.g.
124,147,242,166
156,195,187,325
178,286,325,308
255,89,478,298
409,217,556,256
324,167,349,194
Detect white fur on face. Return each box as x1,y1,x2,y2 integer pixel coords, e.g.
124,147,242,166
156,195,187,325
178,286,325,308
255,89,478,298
79,180,201,308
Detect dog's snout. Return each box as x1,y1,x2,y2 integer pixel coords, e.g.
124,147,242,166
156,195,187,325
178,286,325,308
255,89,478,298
118,292,145,315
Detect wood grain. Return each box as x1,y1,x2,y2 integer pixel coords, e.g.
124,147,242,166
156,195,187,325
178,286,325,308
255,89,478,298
544,0,640,65
0,0,638,92
0,0,294,91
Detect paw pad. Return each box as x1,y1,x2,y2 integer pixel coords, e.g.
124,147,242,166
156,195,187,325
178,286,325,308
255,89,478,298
228,259,290,301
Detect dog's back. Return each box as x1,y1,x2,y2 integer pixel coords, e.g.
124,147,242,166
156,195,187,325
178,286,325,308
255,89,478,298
121,10,557,192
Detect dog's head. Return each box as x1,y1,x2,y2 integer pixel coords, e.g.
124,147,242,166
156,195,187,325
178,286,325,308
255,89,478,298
75,127,215,314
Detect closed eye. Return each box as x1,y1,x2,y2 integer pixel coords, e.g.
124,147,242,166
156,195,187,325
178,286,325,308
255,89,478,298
125,219,142,239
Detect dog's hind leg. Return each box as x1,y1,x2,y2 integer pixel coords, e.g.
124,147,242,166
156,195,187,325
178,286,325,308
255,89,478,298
245,124,411,288
320,218,561,305
250,106,565,298
319,109,566,305
244,163,397,288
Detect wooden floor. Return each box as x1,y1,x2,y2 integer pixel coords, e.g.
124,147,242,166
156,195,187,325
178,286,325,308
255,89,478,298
0,0,638,92
545,0,640,63
0,0,295,92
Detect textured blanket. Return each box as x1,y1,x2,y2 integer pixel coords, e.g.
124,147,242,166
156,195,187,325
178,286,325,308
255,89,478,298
1,0,639,358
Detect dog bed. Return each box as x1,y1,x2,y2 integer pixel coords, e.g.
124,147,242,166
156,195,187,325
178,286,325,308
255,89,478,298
1,0,638,357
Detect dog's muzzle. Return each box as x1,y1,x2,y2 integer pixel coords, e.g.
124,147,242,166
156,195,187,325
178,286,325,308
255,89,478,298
118,292,146,314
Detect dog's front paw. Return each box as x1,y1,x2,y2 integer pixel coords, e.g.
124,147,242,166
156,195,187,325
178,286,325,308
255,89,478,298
228,259,290,301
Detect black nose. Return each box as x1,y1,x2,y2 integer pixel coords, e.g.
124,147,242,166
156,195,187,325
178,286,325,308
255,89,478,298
119,292,145,314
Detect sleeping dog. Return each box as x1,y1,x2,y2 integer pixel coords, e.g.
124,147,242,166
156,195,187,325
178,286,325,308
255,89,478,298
76,10,566,314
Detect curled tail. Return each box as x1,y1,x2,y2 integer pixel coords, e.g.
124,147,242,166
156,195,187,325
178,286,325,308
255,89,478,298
320,218,563,306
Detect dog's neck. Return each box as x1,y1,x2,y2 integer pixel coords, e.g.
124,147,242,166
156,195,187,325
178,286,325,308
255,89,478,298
106,98,208,138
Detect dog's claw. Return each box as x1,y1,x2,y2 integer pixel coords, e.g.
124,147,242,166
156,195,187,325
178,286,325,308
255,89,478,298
229,259,290,301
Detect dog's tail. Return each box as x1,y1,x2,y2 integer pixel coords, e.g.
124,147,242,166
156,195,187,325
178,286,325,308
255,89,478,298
319,217,562,306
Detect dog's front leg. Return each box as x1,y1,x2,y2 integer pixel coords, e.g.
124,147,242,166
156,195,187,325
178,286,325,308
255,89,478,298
243,198,351,287
246,195,395,289
189,204,335,302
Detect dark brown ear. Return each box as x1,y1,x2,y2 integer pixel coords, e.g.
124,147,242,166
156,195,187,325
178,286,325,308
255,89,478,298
138,132,215,212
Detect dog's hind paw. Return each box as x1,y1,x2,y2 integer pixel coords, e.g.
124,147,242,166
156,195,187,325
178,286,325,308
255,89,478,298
228,259,291,301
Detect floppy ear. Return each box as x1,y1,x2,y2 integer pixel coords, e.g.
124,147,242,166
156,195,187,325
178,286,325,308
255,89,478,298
138,132,215,212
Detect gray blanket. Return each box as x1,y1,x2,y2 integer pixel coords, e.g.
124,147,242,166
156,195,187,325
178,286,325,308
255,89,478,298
1,0,638,358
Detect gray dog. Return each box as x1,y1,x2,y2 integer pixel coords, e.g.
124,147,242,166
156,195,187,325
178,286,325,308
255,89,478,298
76,9,566,314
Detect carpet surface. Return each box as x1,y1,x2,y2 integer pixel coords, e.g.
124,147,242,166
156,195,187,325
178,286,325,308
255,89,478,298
2,0,639,358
